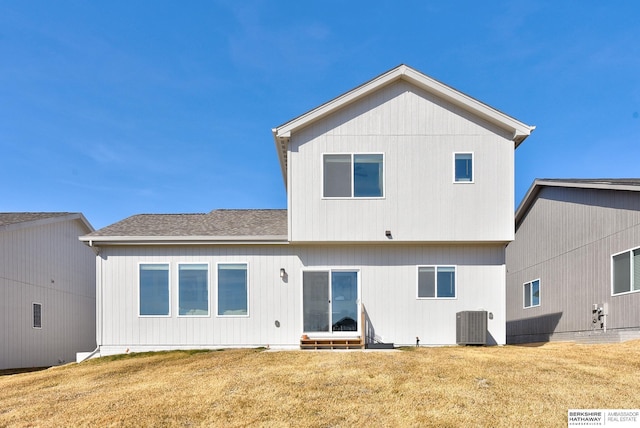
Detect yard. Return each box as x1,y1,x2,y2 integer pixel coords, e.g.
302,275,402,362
1,341,639,427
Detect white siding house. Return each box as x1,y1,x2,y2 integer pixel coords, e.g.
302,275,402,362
81,65,534,355
0,213,96,369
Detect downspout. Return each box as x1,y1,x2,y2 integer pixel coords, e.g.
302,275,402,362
79,241,102,363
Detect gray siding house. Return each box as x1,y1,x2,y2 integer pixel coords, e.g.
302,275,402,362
0,213,96,369
81,65,534,355
506,179,640,344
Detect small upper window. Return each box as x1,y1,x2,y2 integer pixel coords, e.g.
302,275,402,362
33,303,42,328
417,266,456,299
454,153,473,183
323,153,384,198
523,279,540,308
612,248,640,295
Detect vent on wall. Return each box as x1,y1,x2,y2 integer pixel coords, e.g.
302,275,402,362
456,311,487,345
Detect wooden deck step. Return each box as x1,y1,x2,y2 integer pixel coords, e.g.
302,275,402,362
300,337,364,350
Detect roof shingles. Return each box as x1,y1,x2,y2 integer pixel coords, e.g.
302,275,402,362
87,209,287,238
0,212,74,227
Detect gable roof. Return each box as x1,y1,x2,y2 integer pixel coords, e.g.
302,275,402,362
272,64,536,186
0,212,94,233
515,179,640,227
81,209,288,245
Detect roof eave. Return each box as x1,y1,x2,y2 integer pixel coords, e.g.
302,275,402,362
272,128,288,188
80,235,290,246
1,212,94,234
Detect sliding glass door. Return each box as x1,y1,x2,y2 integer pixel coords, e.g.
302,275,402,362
303,270,359,334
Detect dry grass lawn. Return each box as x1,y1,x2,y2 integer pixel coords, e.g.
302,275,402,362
1,341,639,427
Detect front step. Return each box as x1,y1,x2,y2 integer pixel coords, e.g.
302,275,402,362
300,337,364,350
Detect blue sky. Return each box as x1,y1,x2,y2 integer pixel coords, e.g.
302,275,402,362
2,1,639,230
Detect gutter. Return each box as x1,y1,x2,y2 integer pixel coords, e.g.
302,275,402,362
80,235,290,246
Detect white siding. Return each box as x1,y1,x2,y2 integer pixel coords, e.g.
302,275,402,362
97,243,506,354
288,80,515,243
0,219,96,369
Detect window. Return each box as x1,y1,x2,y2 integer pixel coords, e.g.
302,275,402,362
178,264,209,316
217,263,248,316
454,153,473,183
303,269,359,333
33,303,42,328
323,153,384,198
139,264,170,316
417,266,456,298
612,248,640,295
523,279,540,308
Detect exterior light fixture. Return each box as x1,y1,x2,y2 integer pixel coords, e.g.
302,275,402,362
385,230,392,239
280,268,286,278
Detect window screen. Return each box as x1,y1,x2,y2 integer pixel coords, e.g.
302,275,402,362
139,264,170,316
323,154,351,197
218,264,248,316
179,264,208,316
613,252,631,294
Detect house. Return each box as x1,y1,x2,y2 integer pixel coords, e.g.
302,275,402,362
80,64,534,355
0,212,96,369
506,179,640,344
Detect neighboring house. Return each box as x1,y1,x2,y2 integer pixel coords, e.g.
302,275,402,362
80,64,534,355
0,213,96,369
506,179,640,344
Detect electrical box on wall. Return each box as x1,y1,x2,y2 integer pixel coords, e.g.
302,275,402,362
592,303,608,331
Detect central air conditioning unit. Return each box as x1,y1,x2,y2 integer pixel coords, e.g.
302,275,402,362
456,311,487,345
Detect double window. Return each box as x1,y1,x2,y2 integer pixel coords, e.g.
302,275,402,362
417,266,456,299
612,248,640,295
523,279,540,308
138,262,249,317
323,153,384,198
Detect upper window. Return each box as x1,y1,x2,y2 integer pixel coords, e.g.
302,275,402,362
178,264,209,316
523,279,540,308
323,153,384,198
218,263,248,316
417,266,456,299
454,153,473,183
612,248,640,295
139,264,170,316
33,303,42,328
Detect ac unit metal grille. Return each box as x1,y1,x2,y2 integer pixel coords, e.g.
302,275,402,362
456,311,487,345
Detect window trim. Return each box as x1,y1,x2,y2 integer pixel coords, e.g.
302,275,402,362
216,262,250,318
33,302,42,329
416,265,457,300
177,262,210,318
611,247,640,296
322,152,385,199
138,262,171,318
523,279,541,309
453,152,474,184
